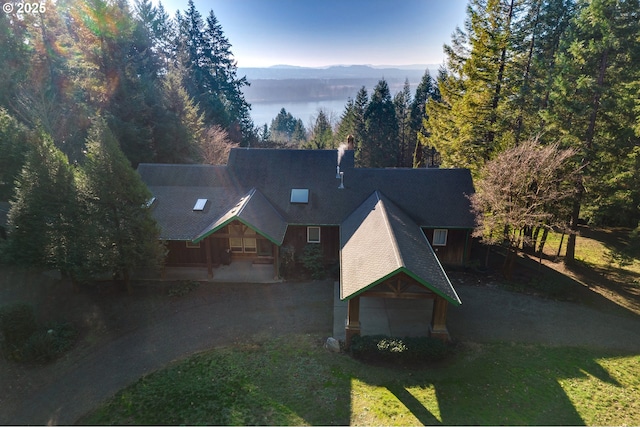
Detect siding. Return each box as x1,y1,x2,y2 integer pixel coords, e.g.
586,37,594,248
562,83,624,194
422,228,471,265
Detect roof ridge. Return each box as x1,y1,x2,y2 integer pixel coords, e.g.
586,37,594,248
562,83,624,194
376,191,403,269
235,188,255,217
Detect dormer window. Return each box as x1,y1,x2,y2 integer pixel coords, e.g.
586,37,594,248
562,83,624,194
290,189,309,204
193,198,207,211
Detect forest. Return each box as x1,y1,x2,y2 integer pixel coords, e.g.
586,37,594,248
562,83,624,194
0,0,638,277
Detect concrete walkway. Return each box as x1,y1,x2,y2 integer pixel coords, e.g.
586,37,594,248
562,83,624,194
332,282,434,340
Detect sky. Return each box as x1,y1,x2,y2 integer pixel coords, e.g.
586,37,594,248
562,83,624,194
154,0,469,68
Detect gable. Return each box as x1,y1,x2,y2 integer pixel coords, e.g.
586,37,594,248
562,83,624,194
340,191,461,305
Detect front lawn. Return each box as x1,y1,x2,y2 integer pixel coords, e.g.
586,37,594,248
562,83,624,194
82,334,639,426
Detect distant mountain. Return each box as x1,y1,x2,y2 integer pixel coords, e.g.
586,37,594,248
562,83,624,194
238,64,437,81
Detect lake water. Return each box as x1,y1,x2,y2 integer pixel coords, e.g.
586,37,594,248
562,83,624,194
249,98,349,128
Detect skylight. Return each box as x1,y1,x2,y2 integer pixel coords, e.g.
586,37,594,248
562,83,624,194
290,189,309,204
193,198,208,211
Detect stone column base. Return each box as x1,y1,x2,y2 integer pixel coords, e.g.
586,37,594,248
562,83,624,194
429,324,450,342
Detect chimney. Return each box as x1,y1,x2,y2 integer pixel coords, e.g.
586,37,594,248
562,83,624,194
347,135,354,151
338,171,345,189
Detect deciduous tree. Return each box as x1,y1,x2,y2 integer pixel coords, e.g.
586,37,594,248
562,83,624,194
471,139,577,277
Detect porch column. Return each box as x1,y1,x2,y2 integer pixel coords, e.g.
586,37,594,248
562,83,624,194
345,296,361,348
205,237,213,279
429,296,450,341
273,244,280,279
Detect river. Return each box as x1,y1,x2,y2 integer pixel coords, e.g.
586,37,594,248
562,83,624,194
249,98,349,128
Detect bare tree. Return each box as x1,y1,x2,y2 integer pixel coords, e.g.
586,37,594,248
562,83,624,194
198,125,238,165
471,138,577,278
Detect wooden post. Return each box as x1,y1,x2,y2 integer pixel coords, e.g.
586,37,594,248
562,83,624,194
429,296,450,341
273,244,280,279
205,237,213,279
345,296,361,348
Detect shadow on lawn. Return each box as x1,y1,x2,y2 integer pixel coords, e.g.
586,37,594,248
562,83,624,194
478,240,640,319
347,344,628,426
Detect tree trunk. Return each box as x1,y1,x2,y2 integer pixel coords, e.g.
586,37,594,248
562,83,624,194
502,246,517,280
556,232,565,259
565,48,608,264
486,0,515,154
514,0,541,145
537,227,549,255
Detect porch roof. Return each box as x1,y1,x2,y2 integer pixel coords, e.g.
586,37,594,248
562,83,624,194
193,188,288,245
340,191,461,305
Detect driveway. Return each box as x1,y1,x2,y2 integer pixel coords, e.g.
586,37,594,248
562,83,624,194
2,276,640,425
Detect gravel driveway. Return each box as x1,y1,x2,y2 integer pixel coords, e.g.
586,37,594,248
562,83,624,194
1,275,639,425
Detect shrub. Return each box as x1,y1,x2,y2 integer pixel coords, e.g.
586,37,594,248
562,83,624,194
279,244,295,278
0,303,38,349
300,244,325,279
168,280,199,297
350,334,451,364
22,322,77,363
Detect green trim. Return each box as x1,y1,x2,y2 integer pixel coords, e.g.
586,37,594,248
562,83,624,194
343,267,461,306
192,217,284,246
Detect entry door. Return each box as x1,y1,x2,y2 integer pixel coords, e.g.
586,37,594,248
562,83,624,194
257,239,273,257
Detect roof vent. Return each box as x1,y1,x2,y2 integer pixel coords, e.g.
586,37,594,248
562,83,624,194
290,189,309,204
193,198,208,211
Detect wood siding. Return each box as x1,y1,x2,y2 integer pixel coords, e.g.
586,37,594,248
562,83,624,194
282,225,339,263
422,228,471,266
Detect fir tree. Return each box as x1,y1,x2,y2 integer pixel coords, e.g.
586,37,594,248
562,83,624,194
80,118,164,291
362,79,398,168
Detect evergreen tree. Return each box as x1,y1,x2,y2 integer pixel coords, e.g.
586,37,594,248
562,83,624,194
0,5,29,111
411,69,439,168
362,79,398,168
393,79,412,167
4,132,81,276
306,109,334,149
269,108,306,146
426,0,521,175
175,0,252,144
153,68,204,163
80,118,164,291
0,109,31,200
545,0,640,261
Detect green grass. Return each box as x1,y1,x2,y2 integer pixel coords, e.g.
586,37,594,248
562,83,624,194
82,334,640,426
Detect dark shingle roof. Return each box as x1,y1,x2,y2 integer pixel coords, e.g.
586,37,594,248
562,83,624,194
193,188,288,245
340,191,461,305
227,148,475,228
138,148,475,240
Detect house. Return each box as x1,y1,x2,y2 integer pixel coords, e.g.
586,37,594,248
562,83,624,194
137,146,475,344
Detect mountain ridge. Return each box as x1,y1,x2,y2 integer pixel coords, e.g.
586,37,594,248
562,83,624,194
238,64,438,81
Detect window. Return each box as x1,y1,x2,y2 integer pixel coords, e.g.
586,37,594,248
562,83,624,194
229,237,244,253
193,198,207,211
290,189,309,204
307,226,321,243
228,223,258,253
185,241,200,248
432,229,448,246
